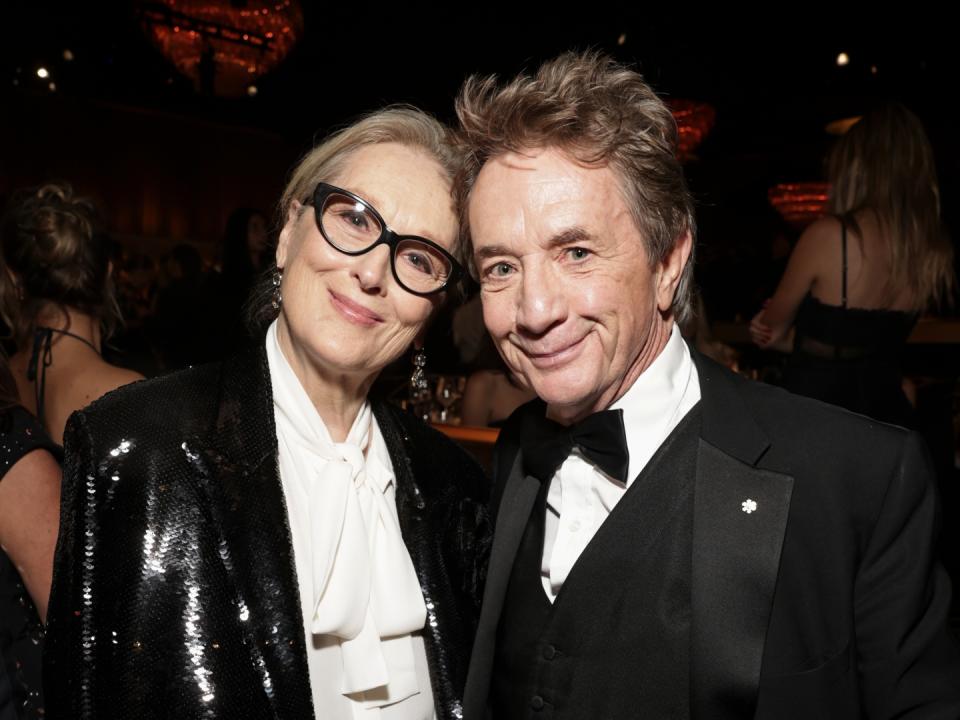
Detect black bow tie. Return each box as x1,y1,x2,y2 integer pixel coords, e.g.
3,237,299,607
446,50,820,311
522,408,629,484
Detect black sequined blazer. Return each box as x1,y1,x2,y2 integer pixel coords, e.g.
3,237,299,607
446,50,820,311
43,345,490,720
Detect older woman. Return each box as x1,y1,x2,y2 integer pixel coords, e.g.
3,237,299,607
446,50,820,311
44,108,490,720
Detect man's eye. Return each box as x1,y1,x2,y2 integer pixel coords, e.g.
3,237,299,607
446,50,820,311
483,262,514,279
567,247,590,260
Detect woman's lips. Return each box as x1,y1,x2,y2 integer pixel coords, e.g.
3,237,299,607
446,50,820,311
328,290,383,326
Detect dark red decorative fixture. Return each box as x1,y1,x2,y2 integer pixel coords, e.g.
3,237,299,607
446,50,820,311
666,99,716,162
768,182,830,226
140,1,304,97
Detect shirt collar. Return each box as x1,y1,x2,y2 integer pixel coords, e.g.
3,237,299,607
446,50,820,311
610,323,698,485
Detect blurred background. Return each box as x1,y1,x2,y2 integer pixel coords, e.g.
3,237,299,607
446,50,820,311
3,0,960,623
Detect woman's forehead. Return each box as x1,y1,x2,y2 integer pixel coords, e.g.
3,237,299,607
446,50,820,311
327,143,457,244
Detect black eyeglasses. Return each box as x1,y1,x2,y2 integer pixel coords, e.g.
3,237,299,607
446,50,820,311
308,182,463,296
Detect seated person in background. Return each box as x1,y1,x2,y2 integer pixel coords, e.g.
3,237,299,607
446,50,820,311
0,183,143,444
680,291,740,373
151,243,216,370
462,348,536,428
750,104,954,428
208,207,272,353
0,357,61,720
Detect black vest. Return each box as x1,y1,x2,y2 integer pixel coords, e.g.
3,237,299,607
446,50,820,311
491,406,701,720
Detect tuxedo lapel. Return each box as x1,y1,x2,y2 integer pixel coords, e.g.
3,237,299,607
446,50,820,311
463,452,541,719
188,347,314,720
690,352,793,720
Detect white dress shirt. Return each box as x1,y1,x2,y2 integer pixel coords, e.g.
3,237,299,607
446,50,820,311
541,324,701,600
266,321,436,719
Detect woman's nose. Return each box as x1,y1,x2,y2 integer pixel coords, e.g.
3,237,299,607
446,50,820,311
352,245,392,295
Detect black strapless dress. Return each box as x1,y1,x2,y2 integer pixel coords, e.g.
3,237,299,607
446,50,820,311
0,405,60,720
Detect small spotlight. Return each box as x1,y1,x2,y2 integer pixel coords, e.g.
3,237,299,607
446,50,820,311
617,33,627,46
836,52,850,67
37,67,49,79
247,84,258,97
870,65,878,75
48,81,56,92
63,48,75,61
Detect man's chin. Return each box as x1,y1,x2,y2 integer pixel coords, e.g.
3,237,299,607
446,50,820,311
533,382,601,423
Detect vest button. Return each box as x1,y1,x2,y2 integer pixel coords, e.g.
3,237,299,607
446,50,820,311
542,644,557,660
531,695,545,711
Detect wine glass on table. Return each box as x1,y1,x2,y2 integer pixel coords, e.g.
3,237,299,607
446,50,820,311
434,375,465,425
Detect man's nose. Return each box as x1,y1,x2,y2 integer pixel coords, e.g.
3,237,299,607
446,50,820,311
515,261,567,336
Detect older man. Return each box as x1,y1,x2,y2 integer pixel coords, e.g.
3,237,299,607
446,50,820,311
456,51,960,720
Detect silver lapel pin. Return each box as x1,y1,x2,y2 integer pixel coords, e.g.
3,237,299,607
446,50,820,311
741,498,758,514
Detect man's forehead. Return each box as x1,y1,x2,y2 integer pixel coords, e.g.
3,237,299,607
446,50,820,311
473,148,616,203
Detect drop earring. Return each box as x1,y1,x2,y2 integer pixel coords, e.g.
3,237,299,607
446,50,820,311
271,268,283,310
410,347,428,392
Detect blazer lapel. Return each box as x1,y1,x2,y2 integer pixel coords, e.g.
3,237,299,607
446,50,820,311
187,346,314,720
690,352,793,720
463,452,541,719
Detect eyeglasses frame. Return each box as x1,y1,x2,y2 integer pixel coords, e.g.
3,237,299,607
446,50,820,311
309,182,463,297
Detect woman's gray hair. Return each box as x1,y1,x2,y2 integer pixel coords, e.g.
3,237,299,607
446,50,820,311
246,106,462,336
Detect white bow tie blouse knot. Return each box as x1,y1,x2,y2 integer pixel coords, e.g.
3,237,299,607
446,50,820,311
267,322,428,711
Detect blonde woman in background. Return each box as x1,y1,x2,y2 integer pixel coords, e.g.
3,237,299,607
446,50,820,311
750,103,954,427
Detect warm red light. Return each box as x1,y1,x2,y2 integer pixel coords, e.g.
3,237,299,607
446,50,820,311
768,182,830,226
666,99,716,162
143,0,303,97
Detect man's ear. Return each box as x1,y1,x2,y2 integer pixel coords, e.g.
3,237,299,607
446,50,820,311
275,200,302,270
656,229,693,313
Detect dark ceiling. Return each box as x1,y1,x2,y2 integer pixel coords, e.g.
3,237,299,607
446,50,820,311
4,4,958,275
4,2,958,319
5,3,956,158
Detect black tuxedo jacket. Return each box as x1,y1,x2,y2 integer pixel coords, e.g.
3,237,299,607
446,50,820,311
464,351,960,719
43,345,490,720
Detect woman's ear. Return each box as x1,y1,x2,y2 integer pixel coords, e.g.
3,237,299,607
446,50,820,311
275,200,302,270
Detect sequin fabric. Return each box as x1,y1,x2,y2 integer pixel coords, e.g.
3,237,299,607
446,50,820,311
1,405,60,720
43,346,491,720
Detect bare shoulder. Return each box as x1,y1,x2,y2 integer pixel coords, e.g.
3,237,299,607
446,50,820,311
794,216,841,258
466,369,496,390
85,359,144,400
0,447,60,492
104,363,145,390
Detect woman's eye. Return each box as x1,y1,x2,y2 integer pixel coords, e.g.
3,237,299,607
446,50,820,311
343,212,370,230
401,251,436,275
